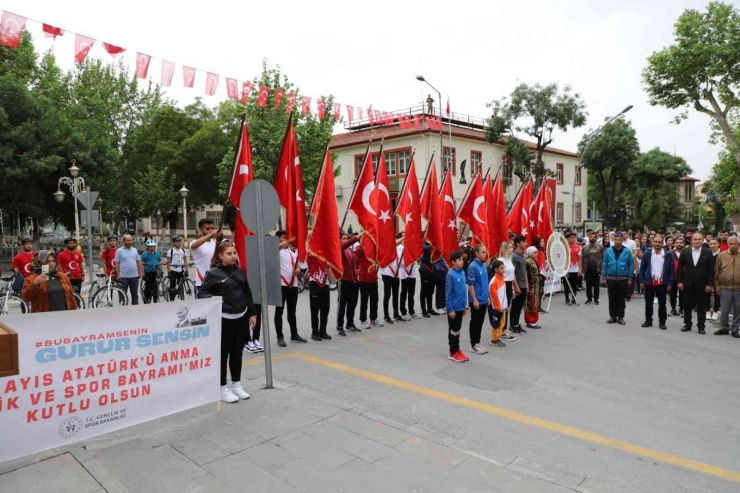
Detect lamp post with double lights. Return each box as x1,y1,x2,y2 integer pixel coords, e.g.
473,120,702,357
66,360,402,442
572,105,633,227
53,161,85,248
179,184,190,245
416,75,445,171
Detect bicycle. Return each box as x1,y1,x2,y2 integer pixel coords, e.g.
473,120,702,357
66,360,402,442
162,262,196,301
0,275,29,315
140,261,168,304
89,274,128,308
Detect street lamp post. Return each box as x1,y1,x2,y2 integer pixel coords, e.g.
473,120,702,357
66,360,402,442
416,75,445,171
179,184,189,245
572,105,633,227
53,161,85,248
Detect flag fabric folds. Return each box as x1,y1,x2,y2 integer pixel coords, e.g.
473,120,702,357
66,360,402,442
506,178,533,237
438,170,457,265
457,173,489,250
273,117,307,262
488,170,509,256
421,161,443,263
348,149,378,269
396,159,423,266
375,153,396,269
228,123,254,272
307,151,343,280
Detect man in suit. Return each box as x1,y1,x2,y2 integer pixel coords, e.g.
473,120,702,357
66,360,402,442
639,234,674,330
676,232,715,334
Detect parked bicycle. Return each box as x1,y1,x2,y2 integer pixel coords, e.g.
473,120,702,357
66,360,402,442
140,261,168,304
162,262,196,301
0,275,29,315
89,274,129,308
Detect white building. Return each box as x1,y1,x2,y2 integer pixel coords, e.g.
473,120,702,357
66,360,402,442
329,105,586,233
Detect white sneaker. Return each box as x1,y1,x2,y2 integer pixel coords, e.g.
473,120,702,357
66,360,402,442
231,383,251,400
706,311,712,321
371,319,384,327
221,385,239,403
472,344,488,354
712,312,719,321
359,320,370,328
244,341,257,353
411,313,422,319
253,340,265,352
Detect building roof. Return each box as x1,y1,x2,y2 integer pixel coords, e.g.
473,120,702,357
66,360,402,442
329,120,579,158
680,176,700,182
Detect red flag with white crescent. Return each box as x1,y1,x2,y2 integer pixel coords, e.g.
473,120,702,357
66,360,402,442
333,103,341,122
161,60,175,87
225,78,238,99
103,43,125,58
257,86,270,107
421,164,443,263
241,82,254,104
228,123,254,272
136,53,151,79
488,170,509,255
308,151,343,280
42,23,64,39
0,12,26,49
205,73,219,96
273,118,307,262
74,35,95,64
301,96,311,115
506,178,533,236
348,149,378,268
375,153,396,269
457,173,489,249
183,66,196,88
396,159,423,266
438,170,458,265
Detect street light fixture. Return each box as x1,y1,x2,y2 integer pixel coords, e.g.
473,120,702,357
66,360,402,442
572,105,633,227
179,184,190,245
415,75,445,171
54,160,86,247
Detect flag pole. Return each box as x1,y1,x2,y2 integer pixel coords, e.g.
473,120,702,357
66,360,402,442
339,137,374,231
396,144,417,212
226,112,248,205
506,175,529,214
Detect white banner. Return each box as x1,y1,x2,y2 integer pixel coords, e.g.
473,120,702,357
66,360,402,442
0,298,222,463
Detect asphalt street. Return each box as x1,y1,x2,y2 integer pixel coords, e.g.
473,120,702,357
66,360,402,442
241,284,740,493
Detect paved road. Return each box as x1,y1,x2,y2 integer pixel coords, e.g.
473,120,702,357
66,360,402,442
241,285,740,492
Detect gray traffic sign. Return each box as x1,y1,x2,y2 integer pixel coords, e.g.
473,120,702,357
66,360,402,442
76,191,99,210
80,210,100,228
240,179,280,233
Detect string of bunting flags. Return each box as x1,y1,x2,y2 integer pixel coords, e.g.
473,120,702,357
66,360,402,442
0,9,445,129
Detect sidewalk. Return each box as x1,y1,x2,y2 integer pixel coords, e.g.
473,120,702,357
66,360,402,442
0,373,583,493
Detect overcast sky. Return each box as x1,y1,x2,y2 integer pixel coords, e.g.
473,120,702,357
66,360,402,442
5,0,722,181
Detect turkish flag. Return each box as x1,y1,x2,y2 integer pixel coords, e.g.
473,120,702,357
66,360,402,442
507,178,533,237
183,66,196,88
348,149,378,266
136,53,151,79
301,96,311,115
74,35,95,64
438,170,458,265
317,99,326,119
488,170,509,256
228,123,255,273
161,60,175,87
273,89,285,108
421,163,443,263
274,118,308,262
103,43,125,58
458,173,489,249
241,82,254,104
367,109,375,125
347,105,355,122
0,12,26,49
333,103,341,122
308,150,343,280
225,78,238,99
375,153,396,269
205,73,219,96
533,178,554,241
399,115,412,129
42,24,64,39
286,93,297,113
396,159,423,266
257,86,270,107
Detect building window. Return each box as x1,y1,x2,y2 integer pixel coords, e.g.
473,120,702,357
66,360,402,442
502,156,513,183
556,202,564,224
207,211,222,229
398,150,411,175
470,151,482,177
556,163,564,185
575,203,581,224
443,147,456,176
575,165,581,186
176,211,197,230
385,152,397,175
354,155,364,178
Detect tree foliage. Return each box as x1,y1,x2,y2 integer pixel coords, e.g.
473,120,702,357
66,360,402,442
486,83,587,184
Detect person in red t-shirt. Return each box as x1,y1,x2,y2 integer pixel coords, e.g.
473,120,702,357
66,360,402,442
100,234,119,278
12,236,35,279
720,230,730,252
57,237,85,296
357,236,382,328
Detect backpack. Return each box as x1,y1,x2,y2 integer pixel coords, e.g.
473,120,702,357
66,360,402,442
12,274,25,293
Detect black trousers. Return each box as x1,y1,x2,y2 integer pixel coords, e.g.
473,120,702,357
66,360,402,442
504,281,513,332
419,271,436,314
683,285,707,329
435,270,447,309
565,272,579,303
607,280,628,319
468,303,487,347
670,283,683,312
143,272,158,303
337,280,359,328
448,310,464,354
168,270,185,301
400,278,417,315
309,282,330,335
220,314,248,386
585,268,600,302
274,286,298,338
120,277,140,305
644,284,667,324
510,288,527,328
359,282,378,322
382,275,400,319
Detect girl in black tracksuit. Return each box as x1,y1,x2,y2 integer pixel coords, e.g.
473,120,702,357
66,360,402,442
198,241,257,403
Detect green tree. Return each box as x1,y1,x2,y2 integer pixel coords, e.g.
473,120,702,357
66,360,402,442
579,118,640,227
486,83,587,186
643,1,740,202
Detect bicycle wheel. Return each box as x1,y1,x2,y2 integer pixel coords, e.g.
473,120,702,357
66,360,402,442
73,292,86,309
181,278,196,300
162,277,173,302
0,294,29,315
92,286,129,308
89,281,99,298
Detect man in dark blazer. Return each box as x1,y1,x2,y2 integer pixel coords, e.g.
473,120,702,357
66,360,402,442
676,232,715,334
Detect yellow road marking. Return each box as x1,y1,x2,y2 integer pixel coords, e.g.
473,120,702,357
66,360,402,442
242,353,291,367
291,353,740,482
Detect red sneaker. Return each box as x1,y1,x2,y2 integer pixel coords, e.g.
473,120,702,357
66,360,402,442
448,351,468,363
457,350,469,362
